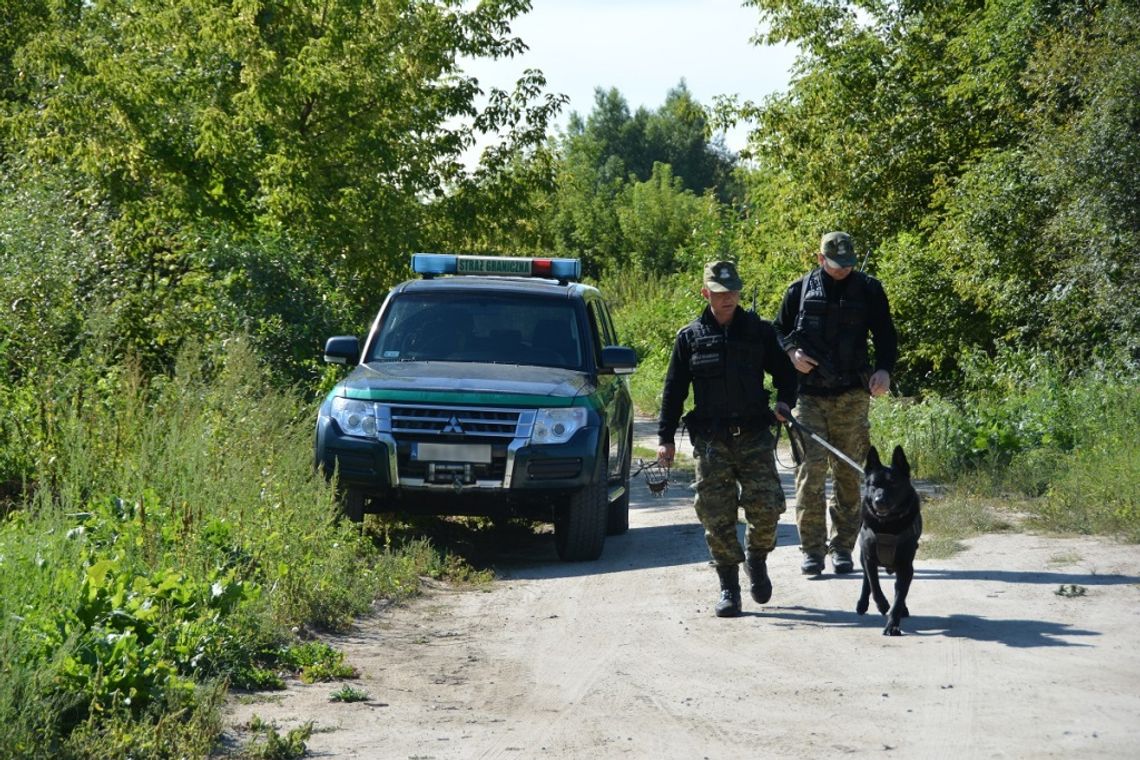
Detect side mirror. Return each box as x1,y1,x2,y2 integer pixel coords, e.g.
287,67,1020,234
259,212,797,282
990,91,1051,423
600,345,638,375
323,336,360,365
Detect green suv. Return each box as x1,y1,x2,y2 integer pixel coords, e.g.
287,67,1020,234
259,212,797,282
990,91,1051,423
315,254,638,561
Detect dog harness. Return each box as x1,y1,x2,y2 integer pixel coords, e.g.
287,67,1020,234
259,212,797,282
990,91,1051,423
860,513,923,572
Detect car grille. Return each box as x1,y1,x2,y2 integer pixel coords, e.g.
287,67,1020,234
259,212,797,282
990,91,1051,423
383,403,534,439
379,403,535,486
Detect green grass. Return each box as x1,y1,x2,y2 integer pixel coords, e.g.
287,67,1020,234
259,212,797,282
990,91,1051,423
606,269,702,417
328,685,371,703
870,353,1140,548
239,718,313,760
0,341,479,758
632,444,660,460
917,488,1019,559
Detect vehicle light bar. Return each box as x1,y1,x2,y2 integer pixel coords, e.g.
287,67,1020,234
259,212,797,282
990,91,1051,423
412,253,581,281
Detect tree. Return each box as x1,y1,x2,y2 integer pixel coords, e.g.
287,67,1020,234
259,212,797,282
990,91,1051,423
741,0,1045,249
617,163,704,273
918,1,1140,368
566,82,736,198
0,0,50,157
734,0,1139,386
1023,0,1140,358
4,0,558,367
422,138,562,256
645,83,738,201
544,84,741,276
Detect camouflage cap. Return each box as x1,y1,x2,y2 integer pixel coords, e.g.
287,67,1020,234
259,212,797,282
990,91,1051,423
703,260,743,292
820,231,857,267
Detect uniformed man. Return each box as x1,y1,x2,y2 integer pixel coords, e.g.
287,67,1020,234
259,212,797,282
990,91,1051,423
658,261,797,618
773,232,898,576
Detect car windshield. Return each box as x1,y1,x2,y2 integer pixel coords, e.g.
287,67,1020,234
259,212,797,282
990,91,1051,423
368,293,586,370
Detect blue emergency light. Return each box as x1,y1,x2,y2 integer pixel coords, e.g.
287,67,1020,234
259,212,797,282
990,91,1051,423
412,253,581,281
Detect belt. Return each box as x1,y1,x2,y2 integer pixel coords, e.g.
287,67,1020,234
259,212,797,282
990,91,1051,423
691,422,765,440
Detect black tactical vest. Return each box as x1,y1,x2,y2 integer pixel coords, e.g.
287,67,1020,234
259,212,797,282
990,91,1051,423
794,269,871,390
682,310,773,428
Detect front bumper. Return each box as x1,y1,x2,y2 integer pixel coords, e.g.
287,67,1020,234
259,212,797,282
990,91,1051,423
315,408,602,499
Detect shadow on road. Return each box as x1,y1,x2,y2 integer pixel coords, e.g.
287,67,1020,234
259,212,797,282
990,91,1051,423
760,605,1101,647
911,567,1140,586
490,521,804,580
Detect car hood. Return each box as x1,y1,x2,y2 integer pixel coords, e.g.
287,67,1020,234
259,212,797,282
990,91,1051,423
336,361,596,406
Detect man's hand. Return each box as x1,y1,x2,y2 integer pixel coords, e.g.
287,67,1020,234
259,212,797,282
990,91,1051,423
657,443,675,466
868,369,891,397
774,401,791,423
787,347,819,375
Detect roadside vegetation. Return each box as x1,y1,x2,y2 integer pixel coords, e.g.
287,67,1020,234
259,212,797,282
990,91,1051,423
870,351,1140,545
0,341,465,758
1,0,1137,756
618,289,1140,552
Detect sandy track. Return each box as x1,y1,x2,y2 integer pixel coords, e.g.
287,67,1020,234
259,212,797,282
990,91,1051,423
223,422,1140,759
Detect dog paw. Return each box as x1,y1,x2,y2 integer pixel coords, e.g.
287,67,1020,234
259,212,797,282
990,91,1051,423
875,601,890,615
856,599,869,615
883,624,903,636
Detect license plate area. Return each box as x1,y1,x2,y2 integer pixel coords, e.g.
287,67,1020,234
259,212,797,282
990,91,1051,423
413,443,492,463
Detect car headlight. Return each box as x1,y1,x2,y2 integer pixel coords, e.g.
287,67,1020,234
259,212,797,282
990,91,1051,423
531,407,587,445
330,397,378,438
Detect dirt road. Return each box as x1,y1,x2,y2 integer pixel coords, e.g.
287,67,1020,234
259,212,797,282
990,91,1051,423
225,423,1140,759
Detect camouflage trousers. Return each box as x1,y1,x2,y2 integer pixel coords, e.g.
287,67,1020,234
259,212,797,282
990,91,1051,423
691,429,787,567
793,389,870,556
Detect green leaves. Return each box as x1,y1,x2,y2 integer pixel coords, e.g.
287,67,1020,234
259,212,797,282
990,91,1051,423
4,0,558,368
732,0,1140,389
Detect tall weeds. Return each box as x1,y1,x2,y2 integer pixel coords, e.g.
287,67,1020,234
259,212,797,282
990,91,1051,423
606,269,712,416
870,350,1140,540
0,340,436,758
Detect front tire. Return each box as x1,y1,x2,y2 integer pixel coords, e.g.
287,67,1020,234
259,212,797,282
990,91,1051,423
342,488,366,523
554,456,607,561
606,435,632,536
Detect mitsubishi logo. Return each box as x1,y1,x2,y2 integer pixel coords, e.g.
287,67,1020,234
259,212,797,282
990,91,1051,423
442,416,464,434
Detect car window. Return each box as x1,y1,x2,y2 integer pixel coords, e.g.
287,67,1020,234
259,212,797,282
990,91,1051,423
597,299,619,346
368,293,585,369
586,299,613,362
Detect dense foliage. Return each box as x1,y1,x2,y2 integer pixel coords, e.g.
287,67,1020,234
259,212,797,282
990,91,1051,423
735,0,1139,384
1,0,1137,755
3,0,560,375
0,342,450,758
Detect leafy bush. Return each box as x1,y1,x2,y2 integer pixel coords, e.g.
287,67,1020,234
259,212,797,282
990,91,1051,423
240,718,312,760
281,641,359,684
605,270,704,415
870,350,1140,540
0,340,446,757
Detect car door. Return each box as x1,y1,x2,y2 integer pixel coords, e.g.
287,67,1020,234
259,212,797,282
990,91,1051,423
586,296,633,483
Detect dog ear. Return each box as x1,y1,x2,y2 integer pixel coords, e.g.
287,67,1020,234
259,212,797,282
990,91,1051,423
891,445,910,477
864,446,881,473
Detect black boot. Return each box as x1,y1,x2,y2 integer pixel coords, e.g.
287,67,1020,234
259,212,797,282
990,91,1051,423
714,565,742,618
829,547,854,574
745,553,773,604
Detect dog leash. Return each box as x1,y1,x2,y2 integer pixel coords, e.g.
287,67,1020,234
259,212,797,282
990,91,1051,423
774,421,804,470
783,415,864,474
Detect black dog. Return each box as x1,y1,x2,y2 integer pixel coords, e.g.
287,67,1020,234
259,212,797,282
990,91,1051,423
856,445,922,636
